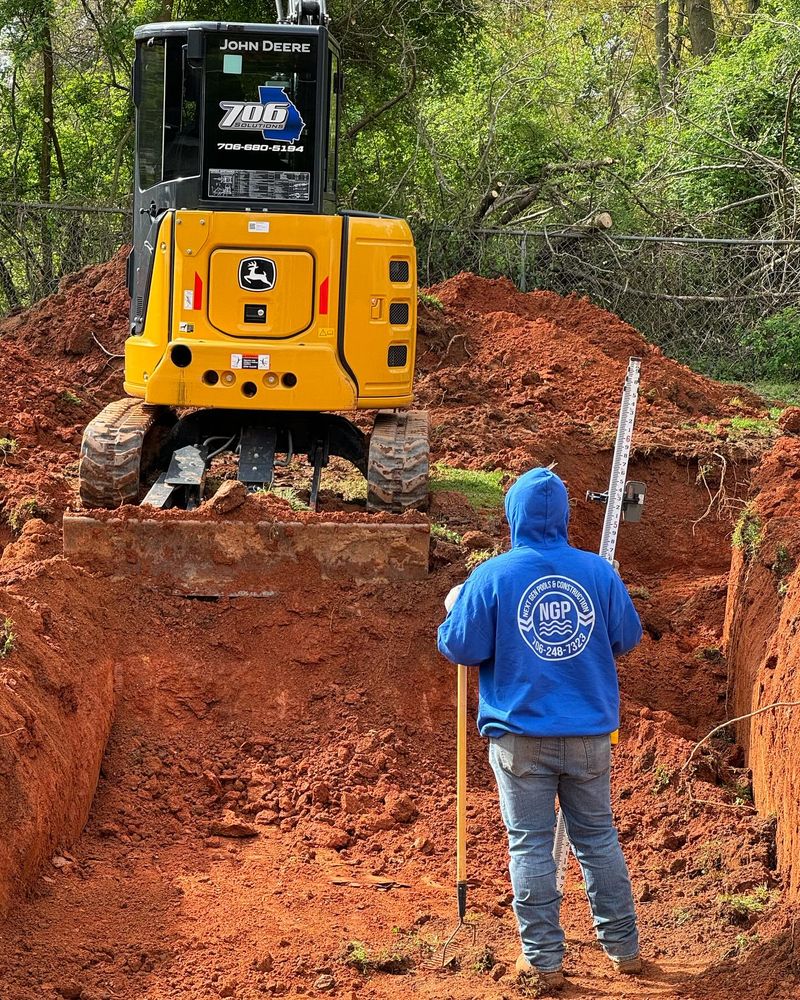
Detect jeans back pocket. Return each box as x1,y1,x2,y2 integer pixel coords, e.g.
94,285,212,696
491,733,543,777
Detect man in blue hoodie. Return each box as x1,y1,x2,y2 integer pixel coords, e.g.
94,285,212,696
437,467,643,989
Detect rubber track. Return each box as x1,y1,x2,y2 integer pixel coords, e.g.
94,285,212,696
79,398,161,509
366,410,430,513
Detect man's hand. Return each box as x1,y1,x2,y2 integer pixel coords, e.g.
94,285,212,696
444,584,463,613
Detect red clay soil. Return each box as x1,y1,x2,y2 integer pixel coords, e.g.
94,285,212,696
0,265,799,999
724,431,800,900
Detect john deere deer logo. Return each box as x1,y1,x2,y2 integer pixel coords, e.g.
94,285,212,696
238,257,277,291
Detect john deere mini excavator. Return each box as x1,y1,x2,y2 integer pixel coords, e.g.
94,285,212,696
66,1,431,592
79,1,428,515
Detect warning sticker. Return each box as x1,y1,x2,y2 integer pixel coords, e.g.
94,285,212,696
248,220,270,233
231,353,270,371
209,169,310,201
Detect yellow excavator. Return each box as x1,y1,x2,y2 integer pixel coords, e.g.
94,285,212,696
78,1,428,515
67,2,430,592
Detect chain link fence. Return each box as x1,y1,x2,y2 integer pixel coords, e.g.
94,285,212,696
417,225,800,380
0,202,798,381
0,201,132,313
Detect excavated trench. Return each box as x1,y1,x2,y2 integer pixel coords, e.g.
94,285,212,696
0,263,798,999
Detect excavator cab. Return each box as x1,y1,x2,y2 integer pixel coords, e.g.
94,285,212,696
68,1,430,593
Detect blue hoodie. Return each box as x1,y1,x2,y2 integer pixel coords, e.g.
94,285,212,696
437,468,642,738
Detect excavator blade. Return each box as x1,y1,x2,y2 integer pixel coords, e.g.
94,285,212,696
62,514,429,596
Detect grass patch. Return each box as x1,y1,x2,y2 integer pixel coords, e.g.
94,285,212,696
672,906,695,926
733,506,763,561
271,486,310,512
695,645,723,662
344,940,412,975
418,291,444,311
60,390,82,406
747,381,800,406
734,931,759,954
652,763,673,793
694,840,724,877
472,946,496,973
431,523,462,545
772,543,794,594
717,885,772,924
429,463,507,509
728,416,779,439
7,497,44,532
0,618,16,657
685,414,780,441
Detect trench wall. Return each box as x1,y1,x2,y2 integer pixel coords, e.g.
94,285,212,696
0,565,115,918
723,436,800,899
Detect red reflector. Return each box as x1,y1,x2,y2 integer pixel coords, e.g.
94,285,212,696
194,272,203,311
319,276,329,315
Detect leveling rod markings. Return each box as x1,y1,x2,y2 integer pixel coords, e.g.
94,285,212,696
553,356,643,897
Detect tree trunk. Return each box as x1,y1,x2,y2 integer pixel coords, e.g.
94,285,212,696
654,1,672,108
39,17,55,288
688,0,716,58
0,256,21,312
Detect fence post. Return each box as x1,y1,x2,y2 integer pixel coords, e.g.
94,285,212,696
519,234,528,292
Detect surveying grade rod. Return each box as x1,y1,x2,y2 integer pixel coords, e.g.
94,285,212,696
456,661,468,920
552,356,642,898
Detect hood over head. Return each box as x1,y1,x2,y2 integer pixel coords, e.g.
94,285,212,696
505,467,569,547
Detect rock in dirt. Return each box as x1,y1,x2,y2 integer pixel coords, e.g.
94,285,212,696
255,954,274,973
491,963,507,981
56,984,84,999
430,538,462,567
461,529,494,550
779,407,800,433
207,480,248,514
313,974,336,992
385,791,418,823
208,811,259,838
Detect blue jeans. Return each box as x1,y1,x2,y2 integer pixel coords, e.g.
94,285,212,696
489,733,639,972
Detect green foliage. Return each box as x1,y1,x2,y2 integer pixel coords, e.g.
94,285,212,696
672,906,695,926
7,496,44,532
418,291,444,311
748,382,800,406
717,885,772,923
741,308,800,381
265,486,310,512
343,940,412,974
0,438,17,457
733,507,763,560
60,390,82,406
466,548,497,570
629,585,651,600
472,946,496,973
735,931,760,953
429,463,507,509
651,763,673,793
0,617,16,657
772,543,794,593
431,522,462,544
695,645,723,662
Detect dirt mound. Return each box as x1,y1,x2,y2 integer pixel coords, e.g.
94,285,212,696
0,252,128,530
418,273,768,475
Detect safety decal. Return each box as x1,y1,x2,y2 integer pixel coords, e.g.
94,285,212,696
231,354,270,371
517,576,596,662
